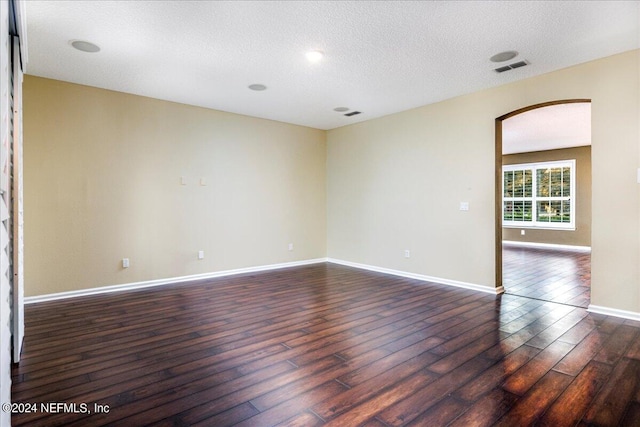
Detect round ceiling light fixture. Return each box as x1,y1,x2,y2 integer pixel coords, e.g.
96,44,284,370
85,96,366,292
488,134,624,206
248,84,267,91
305,50,324,63
490,50,518,63
70,40,101,53
333,107,349,112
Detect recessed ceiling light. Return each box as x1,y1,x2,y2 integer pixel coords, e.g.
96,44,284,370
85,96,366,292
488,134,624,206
248,84,267,91
305,50,324,63
334,107,349,112
70,40,100,53
490,51,518,63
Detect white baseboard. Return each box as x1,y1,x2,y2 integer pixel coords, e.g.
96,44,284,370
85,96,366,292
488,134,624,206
26,257,640,323
327,258,501,295
503,240,591,253
587,304,640,321
25,258,328,304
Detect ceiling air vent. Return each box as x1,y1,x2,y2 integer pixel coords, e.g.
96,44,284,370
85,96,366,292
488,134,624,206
494,60,529,73
510,61,528,69
344,111,361,117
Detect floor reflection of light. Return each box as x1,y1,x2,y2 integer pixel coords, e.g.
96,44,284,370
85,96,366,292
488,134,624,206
502,245,590,307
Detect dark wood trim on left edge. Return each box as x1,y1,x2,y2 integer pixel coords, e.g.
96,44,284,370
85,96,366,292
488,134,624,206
495,117,503,291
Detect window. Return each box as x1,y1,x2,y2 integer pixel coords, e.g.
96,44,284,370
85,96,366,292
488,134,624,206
503,160,576,229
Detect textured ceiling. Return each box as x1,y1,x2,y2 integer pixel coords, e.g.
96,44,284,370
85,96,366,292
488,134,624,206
24,1,639,130
503,103,592,155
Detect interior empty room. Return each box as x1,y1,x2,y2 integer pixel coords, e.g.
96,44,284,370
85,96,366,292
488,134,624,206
1,1,640,426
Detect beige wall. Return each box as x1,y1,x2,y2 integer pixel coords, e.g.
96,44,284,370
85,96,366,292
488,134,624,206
24,76,326,296
502,146,592,247
327,50,639,312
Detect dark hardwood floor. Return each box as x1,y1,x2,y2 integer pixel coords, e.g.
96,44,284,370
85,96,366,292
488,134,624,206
503,244,591,308
12,263,640,426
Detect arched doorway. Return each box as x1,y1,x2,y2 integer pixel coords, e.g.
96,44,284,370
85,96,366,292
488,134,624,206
495,99,592,306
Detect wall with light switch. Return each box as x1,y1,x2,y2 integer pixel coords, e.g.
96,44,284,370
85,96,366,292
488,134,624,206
23,76,326,296
327,50,639,314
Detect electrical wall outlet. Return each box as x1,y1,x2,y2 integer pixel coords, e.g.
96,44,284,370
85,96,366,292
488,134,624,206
198,250,204,260
180,176,187,185
288,243,294,251
459,202,469,211
404,250,410,258
521,230,525,236
122,258,130,268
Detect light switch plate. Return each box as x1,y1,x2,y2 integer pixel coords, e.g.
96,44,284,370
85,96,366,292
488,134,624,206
459,202,469,211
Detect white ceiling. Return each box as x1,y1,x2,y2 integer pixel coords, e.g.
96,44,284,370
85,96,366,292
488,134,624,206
24,1,639,130
503,103,592,155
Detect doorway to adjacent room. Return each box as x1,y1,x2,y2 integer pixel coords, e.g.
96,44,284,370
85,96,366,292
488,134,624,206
495,100,592,307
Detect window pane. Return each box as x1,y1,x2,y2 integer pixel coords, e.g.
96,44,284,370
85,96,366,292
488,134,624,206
537,169,549,197
561,200,571,223
524,170,532,197
537,201,551,222
504,171,513,197
523,201,532,221
550,168,562,196
516,201,523,221
514,170,523,197
513,201,522,220
562,167,570,197
503,201,513,221
549,200,562,222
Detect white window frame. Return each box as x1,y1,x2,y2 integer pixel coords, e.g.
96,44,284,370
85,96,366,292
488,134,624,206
502,159,576,230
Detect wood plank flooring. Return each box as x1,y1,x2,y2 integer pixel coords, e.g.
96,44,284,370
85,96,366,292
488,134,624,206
11,263,640,426
502,244,591,308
